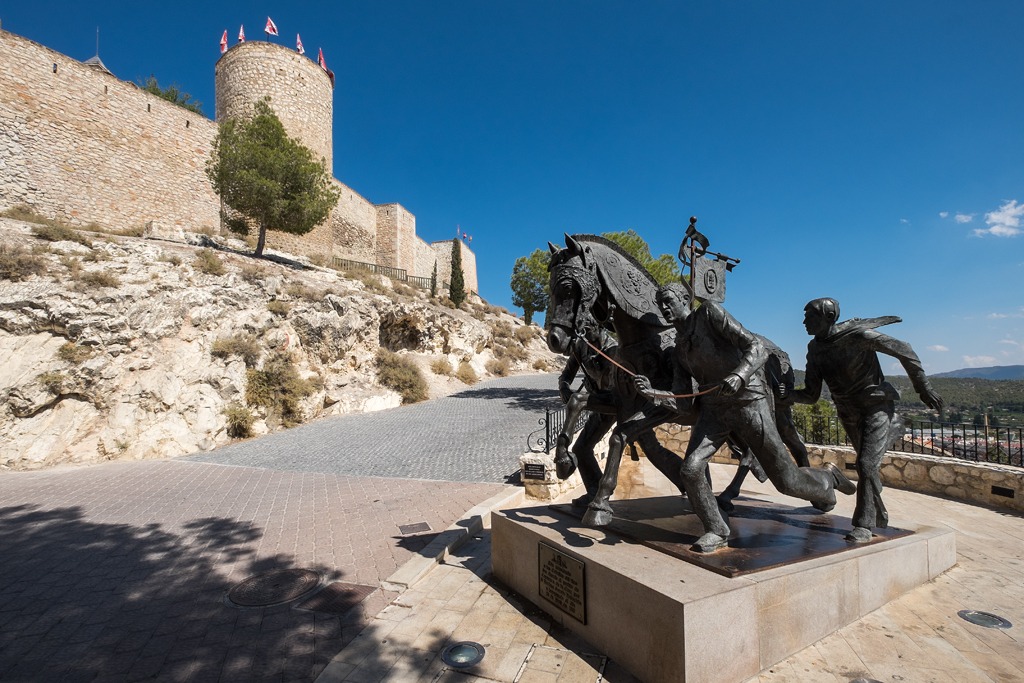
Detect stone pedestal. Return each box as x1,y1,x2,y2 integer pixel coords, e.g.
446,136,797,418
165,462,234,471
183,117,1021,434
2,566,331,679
492,494,956,683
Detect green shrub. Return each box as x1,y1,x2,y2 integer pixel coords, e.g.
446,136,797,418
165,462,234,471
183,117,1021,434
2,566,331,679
286,281,321,301
38,371,65,394
239,262,267,283
515,326,538,345
486,357,511,376
224,402,255,438
31,223,92,247
267,300,290,317
245,352,314,427
0,245,46,281
503,343,528,363
491,320,514,341
194,249,225,275
211,333,261,367
79,270,120,288
430,358,454,375
455,361,479,385
57,342,92,364
376,350,428,404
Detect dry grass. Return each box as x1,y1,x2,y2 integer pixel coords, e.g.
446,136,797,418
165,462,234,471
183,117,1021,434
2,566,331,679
194,249,225,276
0,245,46,281
376,350,428,404
486,357,511,377
211,333,261,367
430,358,454,376
456,361,479,385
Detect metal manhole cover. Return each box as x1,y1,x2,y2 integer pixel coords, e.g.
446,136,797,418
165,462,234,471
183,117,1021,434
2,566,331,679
296,581,376,614
227,569,322,608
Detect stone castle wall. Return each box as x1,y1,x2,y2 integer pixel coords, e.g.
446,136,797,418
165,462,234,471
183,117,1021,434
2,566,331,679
0,29,479,290
0,30,220,233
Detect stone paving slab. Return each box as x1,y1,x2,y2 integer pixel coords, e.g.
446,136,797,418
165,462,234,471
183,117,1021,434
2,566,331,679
0,460,508,682
187,374,560,484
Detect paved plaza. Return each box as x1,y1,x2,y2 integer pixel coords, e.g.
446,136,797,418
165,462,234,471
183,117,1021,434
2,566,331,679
1,371,1023,682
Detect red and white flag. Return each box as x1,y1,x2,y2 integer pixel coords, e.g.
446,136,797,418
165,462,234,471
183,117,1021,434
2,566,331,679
296,33,305,55
317,48,336,87
220,30,228,54
238,25,245,43
265,17,279,37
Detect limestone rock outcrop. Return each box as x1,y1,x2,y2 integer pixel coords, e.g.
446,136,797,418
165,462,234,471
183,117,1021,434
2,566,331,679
0,218,558,470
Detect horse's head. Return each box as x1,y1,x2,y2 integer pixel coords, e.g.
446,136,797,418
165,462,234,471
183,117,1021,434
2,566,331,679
546,234,601,355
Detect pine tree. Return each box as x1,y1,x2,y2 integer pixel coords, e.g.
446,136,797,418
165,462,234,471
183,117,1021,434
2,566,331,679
206,99,339,258
449,240,466,306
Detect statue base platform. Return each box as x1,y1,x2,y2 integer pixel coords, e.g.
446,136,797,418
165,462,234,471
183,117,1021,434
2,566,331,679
492,492,955,683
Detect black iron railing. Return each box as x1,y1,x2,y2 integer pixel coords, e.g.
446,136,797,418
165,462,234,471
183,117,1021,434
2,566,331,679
527,404,592,453
792,415,1024,468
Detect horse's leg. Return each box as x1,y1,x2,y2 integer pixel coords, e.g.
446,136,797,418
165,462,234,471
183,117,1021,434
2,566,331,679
582,408,676,526
555,389,589,480
571,414,616,507
635,427,686,495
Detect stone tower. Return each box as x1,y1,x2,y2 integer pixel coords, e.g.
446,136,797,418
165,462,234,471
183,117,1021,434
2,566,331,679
214,41,333,170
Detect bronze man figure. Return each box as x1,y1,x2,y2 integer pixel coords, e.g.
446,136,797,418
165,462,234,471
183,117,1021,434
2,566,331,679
787,298,943,543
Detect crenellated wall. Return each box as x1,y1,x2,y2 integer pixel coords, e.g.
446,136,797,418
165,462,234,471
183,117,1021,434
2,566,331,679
0,29,478,292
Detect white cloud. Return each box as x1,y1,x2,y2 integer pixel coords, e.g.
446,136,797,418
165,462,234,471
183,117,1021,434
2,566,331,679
972,199,1023,237
998,339,1020,347
939,211,949,218
963,355,997,367
987,308,1024,320
900,218,910,225
954,213,974,224
927,344,949,352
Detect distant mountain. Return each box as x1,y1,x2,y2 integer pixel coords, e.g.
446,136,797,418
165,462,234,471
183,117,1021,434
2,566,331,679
934,365,1024,380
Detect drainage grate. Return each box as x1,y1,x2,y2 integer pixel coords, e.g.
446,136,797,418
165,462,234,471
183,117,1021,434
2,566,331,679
296,581,376,614
399,521,431,535
227,569,322,608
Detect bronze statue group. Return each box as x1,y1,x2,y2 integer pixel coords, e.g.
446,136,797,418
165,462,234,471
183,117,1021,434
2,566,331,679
546,230,943,554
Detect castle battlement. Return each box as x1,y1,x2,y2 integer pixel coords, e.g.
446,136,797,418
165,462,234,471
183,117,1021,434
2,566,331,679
0,29,476,292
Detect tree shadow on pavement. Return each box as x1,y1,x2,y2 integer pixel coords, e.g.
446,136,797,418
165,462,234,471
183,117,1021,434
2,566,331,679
0,504,367,681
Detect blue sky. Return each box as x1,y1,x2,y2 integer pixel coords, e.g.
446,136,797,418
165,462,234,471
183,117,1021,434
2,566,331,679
3,2,1022,374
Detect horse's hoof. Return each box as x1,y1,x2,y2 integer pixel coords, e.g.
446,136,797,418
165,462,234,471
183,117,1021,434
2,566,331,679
692,532,729,553
582,506,613,527
554,456,577,480
571,493,594,508
845,526,873,543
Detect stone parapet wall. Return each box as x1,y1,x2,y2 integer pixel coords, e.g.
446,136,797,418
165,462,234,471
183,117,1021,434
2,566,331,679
653,423,1024,513
0,30,220,233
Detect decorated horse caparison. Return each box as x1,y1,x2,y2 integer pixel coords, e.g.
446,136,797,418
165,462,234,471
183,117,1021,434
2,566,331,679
546,234,715,526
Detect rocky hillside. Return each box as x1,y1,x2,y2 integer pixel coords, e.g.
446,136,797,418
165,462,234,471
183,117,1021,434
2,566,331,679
0,216,559,470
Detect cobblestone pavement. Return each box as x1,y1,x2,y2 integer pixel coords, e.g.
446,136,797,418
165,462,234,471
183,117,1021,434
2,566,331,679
0,374,558,682
187,374,560,483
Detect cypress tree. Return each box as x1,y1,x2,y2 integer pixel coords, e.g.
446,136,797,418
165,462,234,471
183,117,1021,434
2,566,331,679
430,261,438,297
449,239,466,306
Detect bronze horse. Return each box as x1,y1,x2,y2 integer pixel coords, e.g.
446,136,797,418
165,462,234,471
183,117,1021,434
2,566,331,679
546,234,698,525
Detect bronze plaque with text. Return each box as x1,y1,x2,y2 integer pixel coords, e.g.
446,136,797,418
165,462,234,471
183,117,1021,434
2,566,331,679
538,542,586,623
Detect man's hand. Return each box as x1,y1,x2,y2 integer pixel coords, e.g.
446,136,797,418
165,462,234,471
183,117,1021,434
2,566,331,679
634,375,656,399
921,389,943,413
720,373,744,396
558,379,572,404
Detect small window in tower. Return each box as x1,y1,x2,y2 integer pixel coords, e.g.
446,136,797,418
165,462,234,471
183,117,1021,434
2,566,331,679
147,103,151,112
104,85,108,95
186,120,190,128
52,63,58,73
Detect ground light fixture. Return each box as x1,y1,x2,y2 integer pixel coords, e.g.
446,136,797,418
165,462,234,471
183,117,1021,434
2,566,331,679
958,610,1013,629
440,641,486,668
